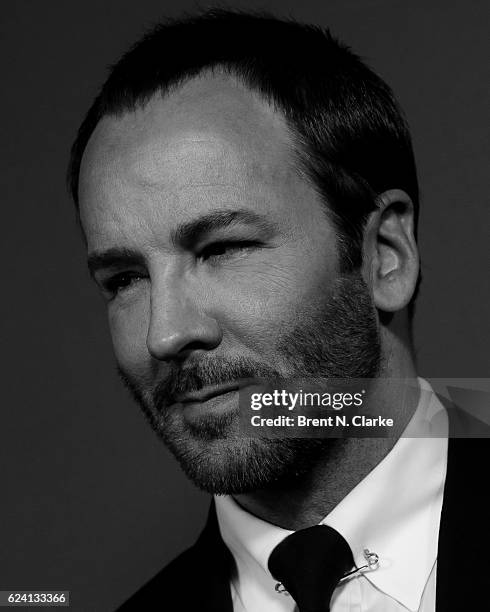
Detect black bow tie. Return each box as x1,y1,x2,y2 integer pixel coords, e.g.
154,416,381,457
268,524,354,612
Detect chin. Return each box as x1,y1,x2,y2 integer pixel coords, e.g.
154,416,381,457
157,417,333,495
158,421,275,494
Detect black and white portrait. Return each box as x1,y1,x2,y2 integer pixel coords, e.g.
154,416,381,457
2,2,488,611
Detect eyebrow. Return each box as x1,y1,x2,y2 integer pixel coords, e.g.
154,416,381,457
171,208,278,248
87,208,278,277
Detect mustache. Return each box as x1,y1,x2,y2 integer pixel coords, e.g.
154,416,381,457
151,356,282,412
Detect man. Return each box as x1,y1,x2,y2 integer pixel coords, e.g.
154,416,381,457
68,9,487,611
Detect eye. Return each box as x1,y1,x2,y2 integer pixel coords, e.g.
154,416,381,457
198,241,259,262
102,272,143,298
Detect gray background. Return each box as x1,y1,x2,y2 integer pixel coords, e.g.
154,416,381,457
1,1,488,610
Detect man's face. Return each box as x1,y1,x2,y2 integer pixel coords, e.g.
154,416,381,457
79,74,380,494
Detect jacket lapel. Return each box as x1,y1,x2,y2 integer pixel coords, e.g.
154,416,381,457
436,399,489,610
116,500,234,611
192,501,235,611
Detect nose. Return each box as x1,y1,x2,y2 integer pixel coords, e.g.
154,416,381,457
146,278,222,362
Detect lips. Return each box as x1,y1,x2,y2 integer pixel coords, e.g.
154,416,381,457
175,381,241,404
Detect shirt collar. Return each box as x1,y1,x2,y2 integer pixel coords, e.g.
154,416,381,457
216,377,448,612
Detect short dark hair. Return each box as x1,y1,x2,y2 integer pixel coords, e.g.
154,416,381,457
68,9,420,301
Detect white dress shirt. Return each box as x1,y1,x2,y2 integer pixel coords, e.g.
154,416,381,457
215,378,448,612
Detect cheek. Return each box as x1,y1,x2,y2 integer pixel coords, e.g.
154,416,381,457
211,250,337,346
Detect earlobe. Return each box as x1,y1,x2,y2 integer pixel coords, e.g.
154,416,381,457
364,189,419,313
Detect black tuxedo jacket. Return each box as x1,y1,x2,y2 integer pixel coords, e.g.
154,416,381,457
118,403,489,611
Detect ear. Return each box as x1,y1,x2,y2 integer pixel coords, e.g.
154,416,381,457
362,189,419,313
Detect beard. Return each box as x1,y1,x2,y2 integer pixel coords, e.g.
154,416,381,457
118,272,381,495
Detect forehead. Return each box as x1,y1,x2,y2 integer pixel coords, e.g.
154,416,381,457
78,74,322,250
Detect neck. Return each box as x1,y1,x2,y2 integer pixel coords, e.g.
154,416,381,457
234,331,419,530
